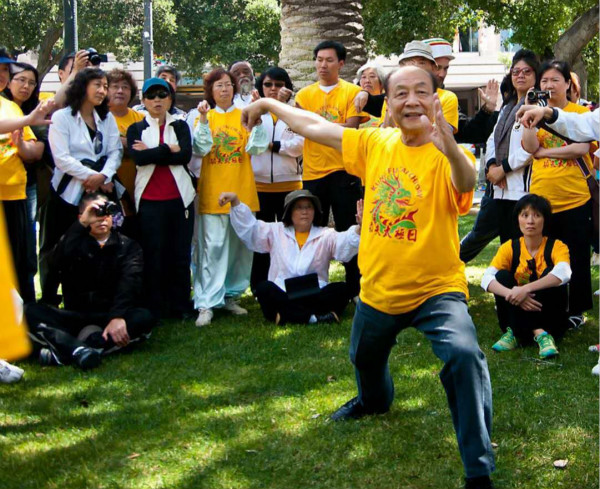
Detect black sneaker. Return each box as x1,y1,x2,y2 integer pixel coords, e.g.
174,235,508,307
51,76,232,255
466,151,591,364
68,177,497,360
330,397,387,421
315,312,340,324
465,475,494,489
39,347,61,366
72,347,102,370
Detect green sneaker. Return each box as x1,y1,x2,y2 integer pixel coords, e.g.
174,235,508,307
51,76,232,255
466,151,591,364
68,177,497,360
492,327,518,352
535,332,559,358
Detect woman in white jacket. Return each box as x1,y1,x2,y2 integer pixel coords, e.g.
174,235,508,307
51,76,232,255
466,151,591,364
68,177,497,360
219,189,361,325
250,67,304,290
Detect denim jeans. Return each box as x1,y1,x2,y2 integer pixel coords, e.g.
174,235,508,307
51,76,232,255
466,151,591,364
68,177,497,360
349,293,495,477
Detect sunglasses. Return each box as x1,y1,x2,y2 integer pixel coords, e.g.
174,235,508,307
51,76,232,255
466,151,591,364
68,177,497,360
263,81,285,88
145,91,170,100
94,131,104,155
511,67,534,77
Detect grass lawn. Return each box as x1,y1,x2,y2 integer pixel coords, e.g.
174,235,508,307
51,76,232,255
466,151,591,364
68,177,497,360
1,215,598,489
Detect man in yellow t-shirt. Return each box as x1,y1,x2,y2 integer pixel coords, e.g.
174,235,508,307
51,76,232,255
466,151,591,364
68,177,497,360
295,40,365,299
242,66,495,488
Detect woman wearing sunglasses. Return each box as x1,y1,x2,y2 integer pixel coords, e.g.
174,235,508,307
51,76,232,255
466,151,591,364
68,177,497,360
44,67,122,304
249,66,304,291
481,194,571,358
126,78,195,321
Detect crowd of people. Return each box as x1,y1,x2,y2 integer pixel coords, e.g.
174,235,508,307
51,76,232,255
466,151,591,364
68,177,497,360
0,36,598,489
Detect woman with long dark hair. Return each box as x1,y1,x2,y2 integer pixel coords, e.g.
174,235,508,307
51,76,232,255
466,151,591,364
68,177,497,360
521,60,594,327
42,67,122,304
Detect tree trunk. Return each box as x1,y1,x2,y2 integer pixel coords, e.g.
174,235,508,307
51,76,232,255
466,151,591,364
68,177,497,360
279,0,367,89
553,5,599,65
36,23,63,81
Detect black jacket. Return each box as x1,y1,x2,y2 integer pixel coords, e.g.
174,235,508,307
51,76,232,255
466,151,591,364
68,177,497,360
126,118,192,167
42,222,144,319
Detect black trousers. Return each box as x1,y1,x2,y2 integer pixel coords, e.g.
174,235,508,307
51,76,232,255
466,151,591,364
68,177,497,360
549,202,592,316
250,191,290,291
38,189,79,303
25,302,154,363
460,197,518,263
493,269,569,343
2,199,35,303
138,198,194,319
303,171,362,298
255,280,349,324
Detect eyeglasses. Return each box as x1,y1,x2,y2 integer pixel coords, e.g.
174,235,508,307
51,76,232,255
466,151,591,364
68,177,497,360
214,83,234,90
263,81,285,88
12,76,37,88
145,91,169,100
94,131,103,155
511,67,534,77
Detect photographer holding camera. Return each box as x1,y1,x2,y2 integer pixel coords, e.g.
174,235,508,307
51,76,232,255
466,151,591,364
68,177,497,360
25,192,154,370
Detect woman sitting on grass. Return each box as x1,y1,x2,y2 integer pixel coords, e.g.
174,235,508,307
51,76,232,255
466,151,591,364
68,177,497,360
218,189,361,325
481,194,571,358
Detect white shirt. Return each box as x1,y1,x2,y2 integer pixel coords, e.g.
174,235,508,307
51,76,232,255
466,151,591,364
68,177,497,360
230,202,360,291
49,108,123,205
233,93,252,109
481,262,571,291
548,108,599,142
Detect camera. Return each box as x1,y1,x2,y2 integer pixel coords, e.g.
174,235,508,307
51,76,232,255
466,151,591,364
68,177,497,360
526,90,551,106
86,48,108,66
95,201,119,217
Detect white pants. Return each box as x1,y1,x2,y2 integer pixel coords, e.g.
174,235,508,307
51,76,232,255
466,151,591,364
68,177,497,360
192,214,252,310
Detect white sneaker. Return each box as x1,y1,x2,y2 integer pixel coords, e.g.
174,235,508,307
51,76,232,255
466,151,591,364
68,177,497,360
223,298,247,315
592,362,600,376
195,308,213,327
0,359,24,384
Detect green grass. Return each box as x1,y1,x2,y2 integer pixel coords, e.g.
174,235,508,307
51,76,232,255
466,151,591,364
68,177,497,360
1,215,598,489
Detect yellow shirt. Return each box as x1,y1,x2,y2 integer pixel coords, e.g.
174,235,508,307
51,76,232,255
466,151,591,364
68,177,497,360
255,180,302,193
342,127,474,314
112,108,145,199
531,102,592,213
491,237,570,286
295,79,364,180
295,230,309,249
198,108,259,214
379,88,458,132
38,92,55,101
0,98,37,201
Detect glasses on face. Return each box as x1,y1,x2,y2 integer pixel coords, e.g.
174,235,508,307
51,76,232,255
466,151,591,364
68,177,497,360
511,67,534,77
145,91,169,100
214,83,234,90
263,81,285,88
12,76,36,88
94,131,104,155
111,84,131,92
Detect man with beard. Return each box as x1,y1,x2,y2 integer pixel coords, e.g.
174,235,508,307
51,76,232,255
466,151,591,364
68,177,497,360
229,60,256,108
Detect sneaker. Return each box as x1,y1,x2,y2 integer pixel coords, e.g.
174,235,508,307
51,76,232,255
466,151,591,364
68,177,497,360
195,308,213,327
39,347,61,366
492,327,518,352
592,361,600,376
72,346,102,370
567,315,586,329
223,298,247,315
315,312,340,324
535,332,559,358
0,360,24,384
589,344,600,353
465,475,494,489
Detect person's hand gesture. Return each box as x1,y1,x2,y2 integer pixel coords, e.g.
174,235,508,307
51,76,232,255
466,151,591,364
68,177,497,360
27,100,55,126
131,140,148,151
218,192,240,207
486,164,505,185
197,100,210,124
78,198,106,227
251,89,261,103
83,173,106,192
242,100,268,131
516,105,549,129
518,295,542,312
73,49,91,73
355,199,364,233
479,79,499,112
354,90,369,113
278,87,293,104
420,94,455,155
103,318,130,347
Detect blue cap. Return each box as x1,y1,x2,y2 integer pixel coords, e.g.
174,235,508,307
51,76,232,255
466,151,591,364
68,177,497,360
142,77,171,95
0,56,15,65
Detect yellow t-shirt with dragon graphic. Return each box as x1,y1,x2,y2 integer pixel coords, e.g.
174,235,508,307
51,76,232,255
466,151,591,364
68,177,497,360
342,127,474,314
295,79,363,181
530,102,593,214
197,108,259,214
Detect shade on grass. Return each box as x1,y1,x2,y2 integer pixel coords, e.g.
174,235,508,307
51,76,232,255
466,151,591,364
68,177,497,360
1,216,598,489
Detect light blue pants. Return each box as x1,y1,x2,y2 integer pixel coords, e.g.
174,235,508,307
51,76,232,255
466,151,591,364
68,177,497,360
350,293,495,477
192,213,252,310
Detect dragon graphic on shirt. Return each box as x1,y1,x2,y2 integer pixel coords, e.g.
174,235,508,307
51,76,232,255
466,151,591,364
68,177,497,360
211,127,243,164
369,168,420,241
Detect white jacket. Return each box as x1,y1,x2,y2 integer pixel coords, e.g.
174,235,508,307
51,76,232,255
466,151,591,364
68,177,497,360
230,202,360,291
251,113,304,184
485,105,533,201
49,108,123,205
133,112,196,209
548,108,599,142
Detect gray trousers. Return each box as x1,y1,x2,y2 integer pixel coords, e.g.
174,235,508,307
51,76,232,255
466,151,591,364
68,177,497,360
349,293,495,477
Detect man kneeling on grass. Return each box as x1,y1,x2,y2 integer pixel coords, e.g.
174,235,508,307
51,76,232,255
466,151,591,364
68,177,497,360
242,66,495,489
25,193,154,370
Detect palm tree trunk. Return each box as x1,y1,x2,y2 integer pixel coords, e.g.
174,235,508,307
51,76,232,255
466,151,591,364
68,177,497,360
280,0,367,89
